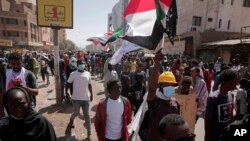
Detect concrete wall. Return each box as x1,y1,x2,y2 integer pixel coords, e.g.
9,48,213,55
177,0,250,35
216,0,250,33
162,39,185,55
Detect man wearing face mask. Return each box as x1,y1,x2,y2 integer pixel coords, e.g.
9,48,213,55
65,58,93,141
146,49,180,141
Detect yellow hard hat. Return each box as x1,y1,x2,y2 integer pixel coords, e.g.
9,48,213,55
158,71,177,84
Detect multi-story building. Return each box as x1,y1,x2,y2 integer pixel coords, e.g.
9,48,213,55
109,0,127,52
41,27,54,51
170,0,250,63
0,0,41,50
58,29,66,45
0,0,53,52
107,13,113,32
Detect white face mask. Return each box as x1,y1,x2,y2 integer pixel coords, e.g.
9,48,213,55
78,64,85,71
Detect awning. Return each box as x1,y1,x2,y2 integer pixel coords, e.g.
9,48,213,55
0,39,12,47
42,41,54,46
201,39,250,46
28,41,43,47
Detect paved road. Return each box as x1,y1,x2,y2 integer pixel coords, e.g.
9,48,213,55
36,75,206,141
36,75,105,141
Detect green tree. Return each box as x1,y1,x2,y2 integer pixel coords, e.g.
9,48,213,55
59,39,78,51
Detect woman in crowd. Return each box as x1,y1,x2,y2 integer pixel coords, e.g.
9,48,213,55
0,87,56,141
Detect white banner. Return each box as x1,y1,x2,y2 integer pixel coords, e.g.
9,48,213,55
109,40,141,65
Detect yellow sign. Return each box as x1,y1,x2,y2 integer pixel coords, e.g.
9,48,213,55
37,0,73,28
0,39,12,47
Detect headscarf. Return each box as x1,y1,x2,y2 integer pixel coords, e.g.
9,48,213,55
0,87,56,141
69,57,77,70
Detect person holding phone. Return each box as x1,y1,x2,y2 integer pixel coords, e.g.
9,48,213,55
5,53,38,109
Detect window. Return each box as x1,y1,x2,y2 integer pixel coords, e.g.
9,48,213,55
25,32,28,37
24,20,27,26
7,31,19,37
219,19,222,28
227,20,231,29
31,34,36,39
6,18,18,25
208,18,213,22
221,0,225,4
231,0,234,5
0,17,4,24
243,0,250,7
192,16,202,26
3,31,6,36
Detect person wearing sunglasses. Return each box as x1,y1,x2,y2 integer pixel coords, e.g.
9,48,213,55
159,114,196,141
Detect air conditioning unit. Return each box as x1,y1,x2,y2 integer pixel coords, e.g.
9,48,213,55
191,27,197,31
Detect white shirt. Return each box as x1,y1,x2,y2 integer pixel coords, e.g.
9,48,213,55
67,71,91,100
236,88,248,114
105,97,124,140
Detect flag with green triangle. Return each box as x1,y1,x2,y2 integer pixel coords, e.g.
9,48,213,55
122,0,177,50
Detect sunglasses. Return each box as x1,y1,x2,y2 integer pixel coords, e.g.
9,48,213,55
163,133,196,141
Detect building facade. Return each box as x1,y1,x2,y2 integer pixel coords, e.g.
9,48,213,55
0,0,53,52
167,0,250,63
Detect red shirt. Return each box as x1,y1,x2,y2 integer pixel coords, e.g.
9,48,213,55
94,96,132,141
203,69,214,90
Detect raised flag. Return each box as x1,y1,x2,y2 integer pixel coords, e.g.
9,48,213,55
158,0,177,44
109,40,141,65
101,27,122,46
86,32,113,45
122,0,177,50
92,40,99,46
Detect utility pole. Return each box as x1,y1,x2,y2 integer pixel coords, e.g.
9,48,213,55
240,26,250,72
53,27,62,105
37,0,73,106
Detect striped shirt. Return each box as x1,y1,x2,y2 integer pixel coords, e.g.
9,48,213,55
192,77,208,116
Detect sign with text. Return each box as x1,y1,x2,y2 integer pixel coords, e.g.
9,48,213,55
37,0,73,28
0,39,12,47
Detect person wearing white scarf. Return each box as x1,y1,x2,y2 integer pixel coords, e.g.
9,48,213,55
5,53,38,108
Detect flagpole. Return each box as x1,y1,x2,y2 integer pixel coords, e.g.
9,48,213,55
161,34,165,48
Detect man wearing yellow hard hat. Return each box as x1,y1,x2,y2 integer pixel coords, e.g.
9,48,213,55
144,49,180,141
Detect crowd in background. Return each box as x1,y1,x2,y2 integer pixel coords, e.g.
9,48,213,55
0,49,250,141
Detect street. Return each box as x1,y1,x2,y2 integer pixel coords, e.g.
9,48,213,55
36,75,105,141
36,75,205,141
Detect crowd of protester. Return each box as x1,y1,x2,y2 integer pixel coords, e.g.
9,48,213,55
0,49,250,141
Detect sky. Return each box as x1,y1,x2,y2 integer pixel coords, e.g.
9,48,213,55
66,0,117,48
